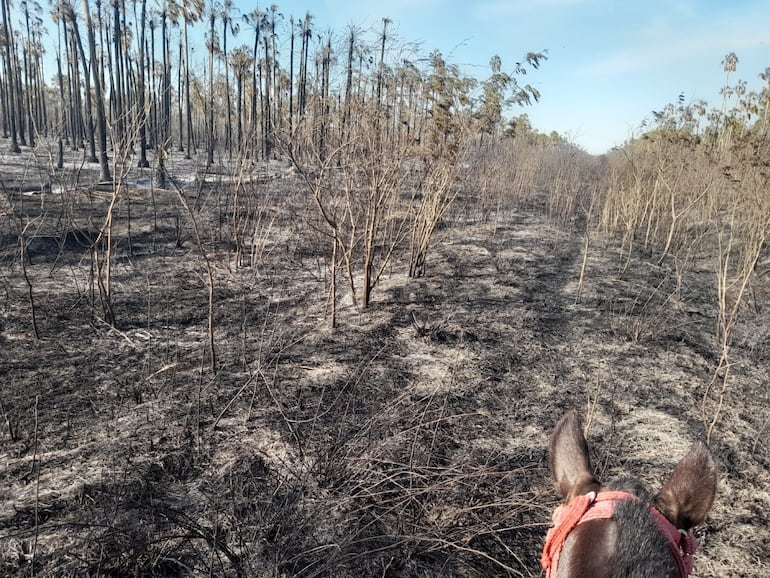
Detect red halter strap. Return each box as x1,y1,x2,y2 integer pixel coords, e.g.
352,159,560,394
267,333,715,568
541,491,698,578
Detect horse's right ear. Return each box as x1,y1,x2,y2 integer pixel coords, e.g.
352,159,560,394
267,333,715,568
550,410,601,501
655,441,717,530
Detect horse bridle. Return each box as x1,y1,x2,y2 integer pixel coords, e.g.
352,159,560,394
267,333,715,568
541,490,698,577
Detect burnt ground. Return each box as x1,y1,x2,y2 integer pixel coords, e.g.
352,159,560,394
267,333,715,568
1,140,769,576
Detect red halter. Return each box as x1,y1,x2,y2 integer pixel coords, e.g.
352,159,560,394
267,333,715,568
541,491,698,577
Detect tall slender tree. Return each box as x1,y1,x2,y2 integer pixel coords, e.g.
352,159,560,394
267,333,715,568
110,0,126,150
288,15,294,137
180,0,203,158
1,0,22,152
220,0,237,155
63,0,98,162
375,18,390,110
242,8,262,158
229,45,250,152
135,0,149,167
81,0,111,181
160,4,171,150
298,12,311,118
260,11,271,159
341,26,355,143
205,0,216,167
20,0,37,147
267,4,280,139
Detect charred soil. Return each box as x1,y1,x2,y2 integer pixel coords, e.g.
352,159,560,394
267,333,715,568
1,142,769,576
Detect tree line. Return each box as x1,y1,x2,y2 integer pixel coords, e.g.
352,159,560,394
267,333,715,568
0,0,547,180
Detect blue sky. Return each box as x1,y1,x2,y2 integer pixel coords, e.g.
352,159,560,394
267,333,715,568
227,0,769,154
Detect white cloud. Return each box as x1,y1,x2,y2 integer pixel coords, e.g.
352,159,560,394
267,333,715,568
583,6,768,78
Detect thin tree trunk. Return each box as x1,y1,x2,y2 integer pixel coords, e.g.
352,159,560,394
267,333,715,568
23,45,35,146
262,26,271,159
342,27,354,143
0,62,6,137
176,35,183,150
236,70,242,150
149,18,157,148
59,17,73,147
206,6,215,168
222,12,232,156
81,0,112,181
1,0,21,152
270,8,279,139
250,23,259,158
13,45,27,145
288,16,294,138
300,15,310,116
112,0,125,152
67,7,97,162
184,19,192,158
136,0,150,167
161,9,171,149
22,3,35,147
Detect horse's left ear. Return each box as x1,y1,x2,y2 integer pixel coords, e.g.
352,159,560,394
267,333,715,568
550,410,601,502
655,441,717,530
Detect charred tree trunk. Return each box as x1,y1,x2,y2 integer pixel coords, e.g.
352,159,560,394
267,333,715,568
183,18,193,158
206,5,215,168
136,0,150,167
81,0,112,181
1,0,21,152
111,0,126,152
288,16,294,138
66,4,97,163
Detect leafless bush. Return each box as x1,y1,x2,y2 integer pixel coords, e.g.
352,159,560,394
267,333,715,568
463,139,542,227
286,106,415,323
539,145,600,228
593,57,770,440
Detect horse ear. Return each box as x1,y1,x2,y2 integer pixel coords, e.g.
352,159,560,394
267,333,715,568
655,441,717,530
550,410,601,501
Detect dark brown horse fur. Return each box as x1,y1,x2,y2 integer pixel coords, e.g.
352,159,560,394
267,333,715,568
548,411,717,578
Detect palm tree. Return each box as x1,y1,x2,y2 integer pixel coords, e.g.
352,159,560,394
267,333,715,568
110,0,126,152
50,3,68,163
229,45,250,151
160,4,171,151
205,0,217,167
57,1,82,150
266,4,281,145
80,0,111,181
288,15,294,137
62,0,98,163
184,0,204,158
1,0,21,152
341,26,356,143
260,10,271,159
298,12,312,117
135,0,149,167
20,0,37,147
375,18,390,110
220,0,238,155
242,8,263,158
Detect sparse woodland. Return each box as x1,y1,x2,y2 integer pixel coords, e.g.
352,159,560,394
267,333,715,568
1,0,769,575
